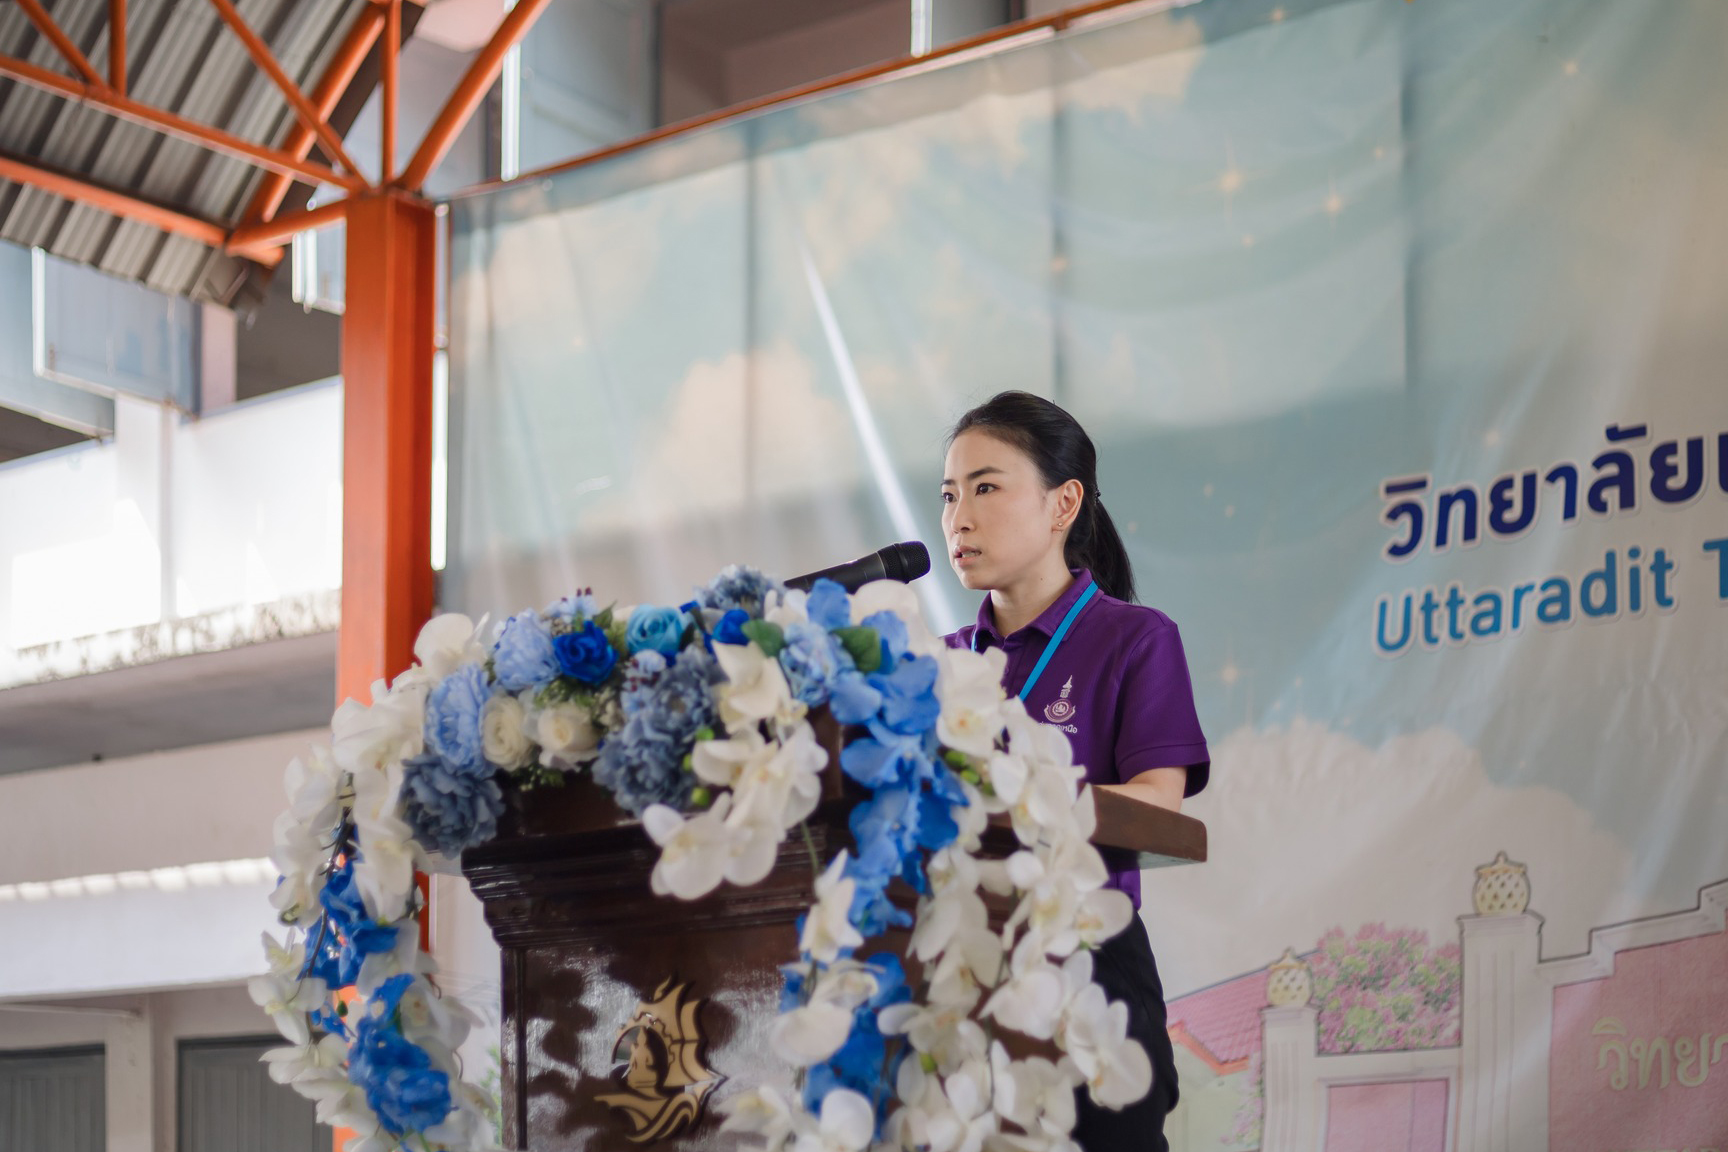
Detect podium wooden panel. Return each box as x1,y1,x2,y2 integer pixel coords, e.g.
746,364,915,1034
462,740,1206,1151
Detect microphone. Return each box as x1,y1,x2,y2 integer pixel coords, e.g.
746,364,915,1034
785,542,931,593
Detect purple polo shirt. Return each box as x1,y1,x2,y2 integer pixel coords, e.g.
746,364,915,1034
944,569,1210,907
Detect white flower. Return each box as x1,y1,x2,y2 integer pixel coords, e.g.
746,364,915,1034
248,948,328,1045
989,1044,1080,1137
764,588,810,629
269,811,327,927
721,1084,798,1151
1060,981,1152,1109
481,694,536,769
352,810,420,922
982,942,1065,1040
1072,889,1134,952
792,1088,875,1152
771,962,879,1065
721,813,783,888
644,798,733,901
691,728,769,788
799,852,864,963
936,647,1009,758
398,976,475,1054
262,1032,349,1089
881,1001,988,1073
729,721,827,831
713,640,803,730
851,580,944,657
535,701,601,767
412,612,487,682
423,1083,498,1151
284,746,343,833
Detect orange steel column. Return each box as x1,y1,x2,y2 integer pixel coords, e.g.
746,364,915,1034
338,190,436,706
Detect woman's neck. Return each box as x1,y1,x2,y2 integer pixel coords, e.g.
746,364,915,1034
989,560,1075,638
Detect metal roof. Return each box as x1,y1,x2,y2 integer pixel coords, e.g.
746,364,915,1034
0,0,380,312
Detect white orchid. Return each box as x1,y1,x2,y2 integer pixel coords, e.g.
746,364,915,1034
989,1045,1080,1137
763,588,811,629
851,579,944,658
729,720,827,831
771,961,880,1065
269,810,328,926
981,941,1066,1040
248,940,328,1045
936,646,1009,758
410,612,487,683
691,727,770,788
643,798,733,900
261,1032,349,1093
721,1084,798,1151
285,746,344,832
351,810,420,922
799,852,864,963
1059,980,1152,1109
713,640,803,730
792,1087,876,1152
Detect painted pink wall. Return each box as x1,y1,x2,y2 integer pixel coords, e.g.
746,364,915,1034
1551,926,1728,1151
1324,1080,1448,1152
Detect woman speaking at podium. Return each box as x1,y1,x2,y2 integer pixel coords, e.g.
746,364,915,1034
940,391,1211,1152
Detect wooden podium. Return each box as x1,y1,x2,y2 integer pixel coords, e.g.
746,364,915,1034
462,725,1206,1151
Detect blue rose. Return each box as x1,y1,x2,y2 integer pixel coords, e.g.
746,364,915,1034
553,620,619,684
492,611,559,692
712,608,751,646
626,605,688,657
425,664,492,770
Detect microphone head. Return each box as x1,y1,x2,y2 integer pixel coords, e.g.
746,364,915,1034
881,541,931,583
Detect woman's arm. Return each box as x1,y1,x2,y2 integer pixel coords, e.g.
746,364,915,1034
1098,766,1187,813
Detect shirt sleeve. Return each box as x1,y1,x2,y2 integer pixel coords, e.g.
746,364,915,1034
1113,621,1211,797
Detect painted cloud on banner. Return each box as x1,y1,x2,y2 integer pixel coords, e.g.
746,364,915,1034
1141,718,1642,999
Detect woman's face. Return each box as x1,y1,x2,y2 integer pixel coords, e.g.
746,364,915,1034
940,429,1067,591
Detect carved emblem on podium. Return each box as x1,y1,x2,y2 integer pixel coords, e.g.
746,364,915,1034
595,977,723,1143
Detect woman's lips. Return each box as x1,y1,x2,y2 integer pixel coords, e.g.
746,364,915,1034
953,547,981,567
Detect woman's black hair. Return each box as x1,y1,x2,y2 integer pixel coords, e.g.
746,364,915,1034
948,390,1137,603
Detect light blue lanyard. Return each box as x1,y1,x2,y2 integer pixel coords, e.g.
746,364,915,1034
973,582,1098,701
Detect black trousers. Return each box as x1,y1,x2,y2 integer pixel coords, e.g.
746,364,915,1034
1072,917,1179,1152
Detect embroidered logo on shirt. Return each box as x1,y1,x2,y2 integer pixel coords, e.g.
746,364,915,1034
1043,676,1078,724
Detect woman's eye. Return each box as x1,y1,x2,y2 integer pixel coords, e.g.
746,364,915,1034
940,492,954,504
975,483,995,495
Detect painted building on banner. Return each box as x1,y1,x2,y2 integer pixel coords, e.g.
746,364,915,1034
1163,856,1728,1152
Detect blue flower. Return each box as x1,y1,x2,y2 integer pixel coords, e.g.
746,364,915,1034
805,579,851,630
553,620,619,684
860,611,909,664
802,954,910,1122
828,670,882,724
491,611,558,692
593,646,721,814
425,664,493,770
778,622,853,707
626,605,688,657
400,752,505,856
545,592,599,623
839,733,922,790
319,857,370,932
348,982,453,1135
868,655,940,736
712,608,751,646
699,565,781,614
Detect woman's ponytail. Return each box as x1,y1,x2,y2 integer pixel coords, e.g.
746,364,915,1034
948,391,1137,604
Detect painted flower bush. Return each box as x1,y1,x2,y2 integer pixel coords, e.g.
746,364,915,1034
257,567,1153,1152
1309,924,1461,1054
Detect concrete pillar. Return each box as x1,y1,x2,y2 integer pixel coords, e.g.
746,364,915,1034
1260,1004,1320,1152
106,1001,155,1152
1455,912,1551,1152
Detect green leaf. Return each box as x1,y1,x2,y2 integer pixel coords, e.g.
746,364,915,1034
741,619,786,657
593,606,615,630
833,625,883,673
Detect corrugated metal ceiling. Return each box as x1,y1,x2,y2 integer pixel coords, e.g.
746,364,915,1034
0,0,379,312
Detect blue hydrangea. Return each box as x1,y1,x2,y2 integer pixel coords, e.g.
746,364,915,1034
492,611,559,692
593,646,721,814
778,621,854,707
698,564,782,614
400,752,505,856
425,664,493,770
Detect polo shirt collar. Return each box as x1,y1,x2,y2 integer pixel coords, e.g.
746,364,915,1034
973,568,1095,647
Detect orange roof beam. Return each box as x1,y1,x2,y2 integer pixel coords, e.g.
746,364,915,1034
226,197,349,257
0,150,279,267
0,52,363,191
205,0,367,182
240,5,384,226
15,0,109,91
381,0,399,183
399,0,553,191
109,0,126,94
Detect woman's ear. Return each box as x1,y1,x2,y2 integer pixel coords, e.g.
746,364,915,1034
1053,478,1084,530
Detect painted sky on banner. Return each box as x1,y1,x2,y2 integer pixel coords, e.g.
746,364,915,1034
448,0,1728,1000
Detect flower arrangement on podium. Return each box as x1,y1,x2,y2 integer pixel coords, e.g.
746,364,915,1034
258,565,1152,1152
